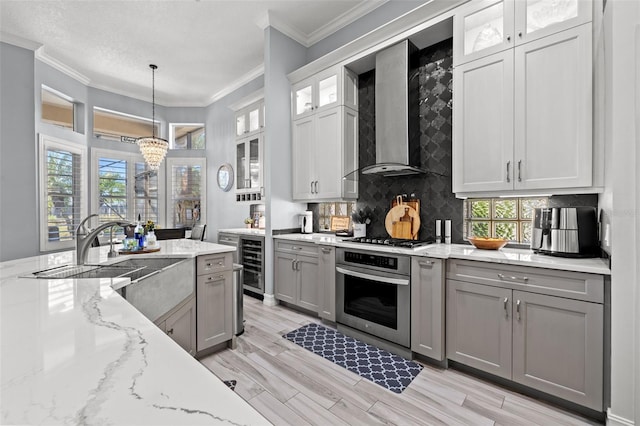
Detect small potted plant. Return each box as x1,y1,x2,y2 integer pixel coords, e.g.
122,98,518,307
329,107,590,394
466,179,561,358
244,217,254,229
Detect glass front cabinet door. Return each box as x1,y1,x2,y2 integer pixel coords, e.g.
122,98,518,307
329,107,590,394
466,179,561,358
291,65,357,120
454,0,592,66
235,101,264,138
235,133,263,194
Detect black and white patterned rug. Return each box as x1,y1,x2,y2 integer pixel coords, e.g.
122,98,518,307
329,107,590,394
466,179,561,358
283,323,422,393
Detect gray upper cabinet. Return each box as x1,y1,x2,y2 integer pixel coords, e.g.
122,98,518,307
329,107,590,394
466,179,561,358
411,257,445,361
512,290,603,410
446,279,513,379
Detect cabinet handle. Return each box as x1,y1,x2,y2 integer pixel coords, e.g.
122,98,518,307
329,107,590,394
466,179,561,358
314,181,319,193
506,161,511,183
310,181,314,194
207,275,224,281
205,262,212,267
218,261,224,266
517,160,522,182
167,328,174,335
291,259,296,270
321,247,332,253
419,260,434,267
497,273,529,283
516,299,521,321
503,297,509,318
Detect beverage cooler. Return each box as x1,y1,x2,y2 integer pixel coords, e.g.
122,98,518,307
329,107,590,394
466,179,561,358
240,236,264,295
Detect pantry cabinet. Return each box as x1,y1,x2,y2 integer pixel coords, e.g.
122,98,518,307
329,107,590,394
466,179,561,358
454,0,592,66
292,105,358,201
453,24,593,194
410,257,445,361
274,240,319,312
446,259,604,411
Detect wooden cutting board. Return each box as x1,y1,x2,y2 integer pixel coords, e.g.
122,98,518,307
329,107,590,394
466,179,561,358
388,196,421,239
385,200,420,239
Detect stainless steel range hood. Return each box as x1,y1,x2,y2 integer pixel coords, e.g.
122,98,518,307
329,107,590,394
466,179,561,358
362,40,422,177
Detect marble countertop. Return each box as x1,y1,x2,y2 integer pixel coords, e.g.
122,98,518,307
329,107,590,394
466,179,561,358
0,240,269,425
273,234,611,275
218,228,265,236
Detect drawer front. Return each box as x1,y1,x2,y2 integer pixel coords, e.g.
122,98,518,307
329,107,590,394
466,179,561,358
447,259,604,303
275,240,318,257
197,253,232,275
218,233,239,245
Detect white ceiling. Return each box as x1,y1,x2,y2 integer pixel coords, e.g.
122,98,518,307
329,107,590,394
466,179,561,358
0,0,387,106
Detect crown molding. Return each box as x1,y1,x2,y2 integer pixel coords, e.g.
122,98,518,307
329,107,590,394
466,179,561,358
35,48,91,85
306,0,388,46
256,1,388,48
0,31,42,51
208,64,265,105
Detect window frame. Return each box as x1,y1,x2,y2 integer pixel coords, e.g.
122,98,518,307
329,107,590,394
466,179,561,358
41,85,76,131
91,148,166,229
38,134,87,252
165,157,207,229
463,197,548,244
92,106,159,142
169,123,206,150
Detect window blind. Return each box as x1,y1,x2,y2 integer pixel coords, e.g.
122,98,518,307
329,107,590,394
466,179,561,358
98,157,127,224
42,141,84,250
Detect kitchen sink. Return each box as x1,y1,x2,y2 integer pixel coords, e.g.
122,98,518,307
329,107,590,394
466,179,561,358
28,257,186,281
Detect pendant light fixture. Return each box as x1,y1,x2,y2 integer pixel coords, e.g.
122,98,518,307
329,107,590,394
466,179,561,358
137,64,168,170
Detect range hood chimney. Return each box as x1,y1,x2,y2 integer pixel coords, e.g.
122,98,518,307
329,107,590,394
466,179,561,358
362,40,422,177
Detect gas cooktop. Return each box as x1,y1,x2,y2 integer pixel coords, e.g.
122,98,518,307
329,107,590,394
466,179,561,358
345,237,433,248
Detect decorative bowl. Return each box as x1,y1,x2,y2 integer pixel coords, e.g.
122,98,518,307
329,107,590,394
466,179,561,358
468,237,508,250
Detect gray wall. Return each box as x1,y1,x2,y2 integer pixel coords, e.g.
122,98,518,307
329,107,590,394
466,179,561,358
206,76,264,242
306,1,427,63
0,43,38,261
263,26,308,298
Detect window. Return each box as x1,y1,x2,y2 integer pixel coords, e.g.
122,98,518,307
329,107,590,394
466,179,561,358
463,197,548,244
39,135,86,251
92,149,162,239
93,107,159,141
41,86,75,130
170,123,205,150
318,202,356,231
166,158,206,228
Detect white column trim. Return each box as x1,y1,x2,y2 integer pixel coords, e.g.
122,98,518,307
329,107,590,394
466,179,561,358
262,293,277,307
607,408,635,426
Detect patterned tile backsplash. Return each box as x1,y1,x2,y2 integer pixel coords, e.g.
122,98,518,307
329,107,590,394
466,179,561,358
308,38,597,242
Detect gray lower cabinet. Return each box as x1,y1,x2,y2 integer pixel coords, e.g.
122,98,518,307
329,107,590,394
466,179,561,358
318,245,336,321
196,252,233,352
445,259,605,411
512,290,603,410
410,257,445,361
155,295,197,356
274,240,319,312
446,280,513,378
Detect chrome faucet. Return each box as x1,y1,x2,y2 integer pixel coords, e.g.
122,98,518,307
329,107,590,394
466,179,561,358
75,214,132,265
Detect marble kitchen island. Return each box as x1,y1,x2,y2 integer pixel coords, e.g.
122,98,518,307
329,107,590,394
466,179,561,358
0,240,270,425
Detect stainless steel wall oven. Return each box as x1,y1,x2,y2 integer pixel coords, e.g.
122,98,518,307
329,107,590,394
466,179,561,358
336,248,410,348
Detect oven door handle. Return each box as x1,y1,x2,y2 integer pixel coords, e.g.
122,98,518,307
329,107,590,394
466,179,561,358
336,266,409,286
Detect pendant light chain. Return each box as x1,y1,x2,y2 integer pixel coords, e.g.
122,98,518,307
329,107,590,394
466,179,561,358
150,64,157,139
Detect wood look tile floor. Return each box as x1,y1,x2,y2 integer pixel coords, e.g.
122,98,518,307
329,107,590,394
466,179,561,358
199,297,602,426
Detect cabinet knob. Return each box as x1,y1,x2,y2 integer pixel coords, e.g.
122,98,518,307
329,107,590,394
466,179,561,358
507,35,511,42
518,32,523,38
167,328,174,335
